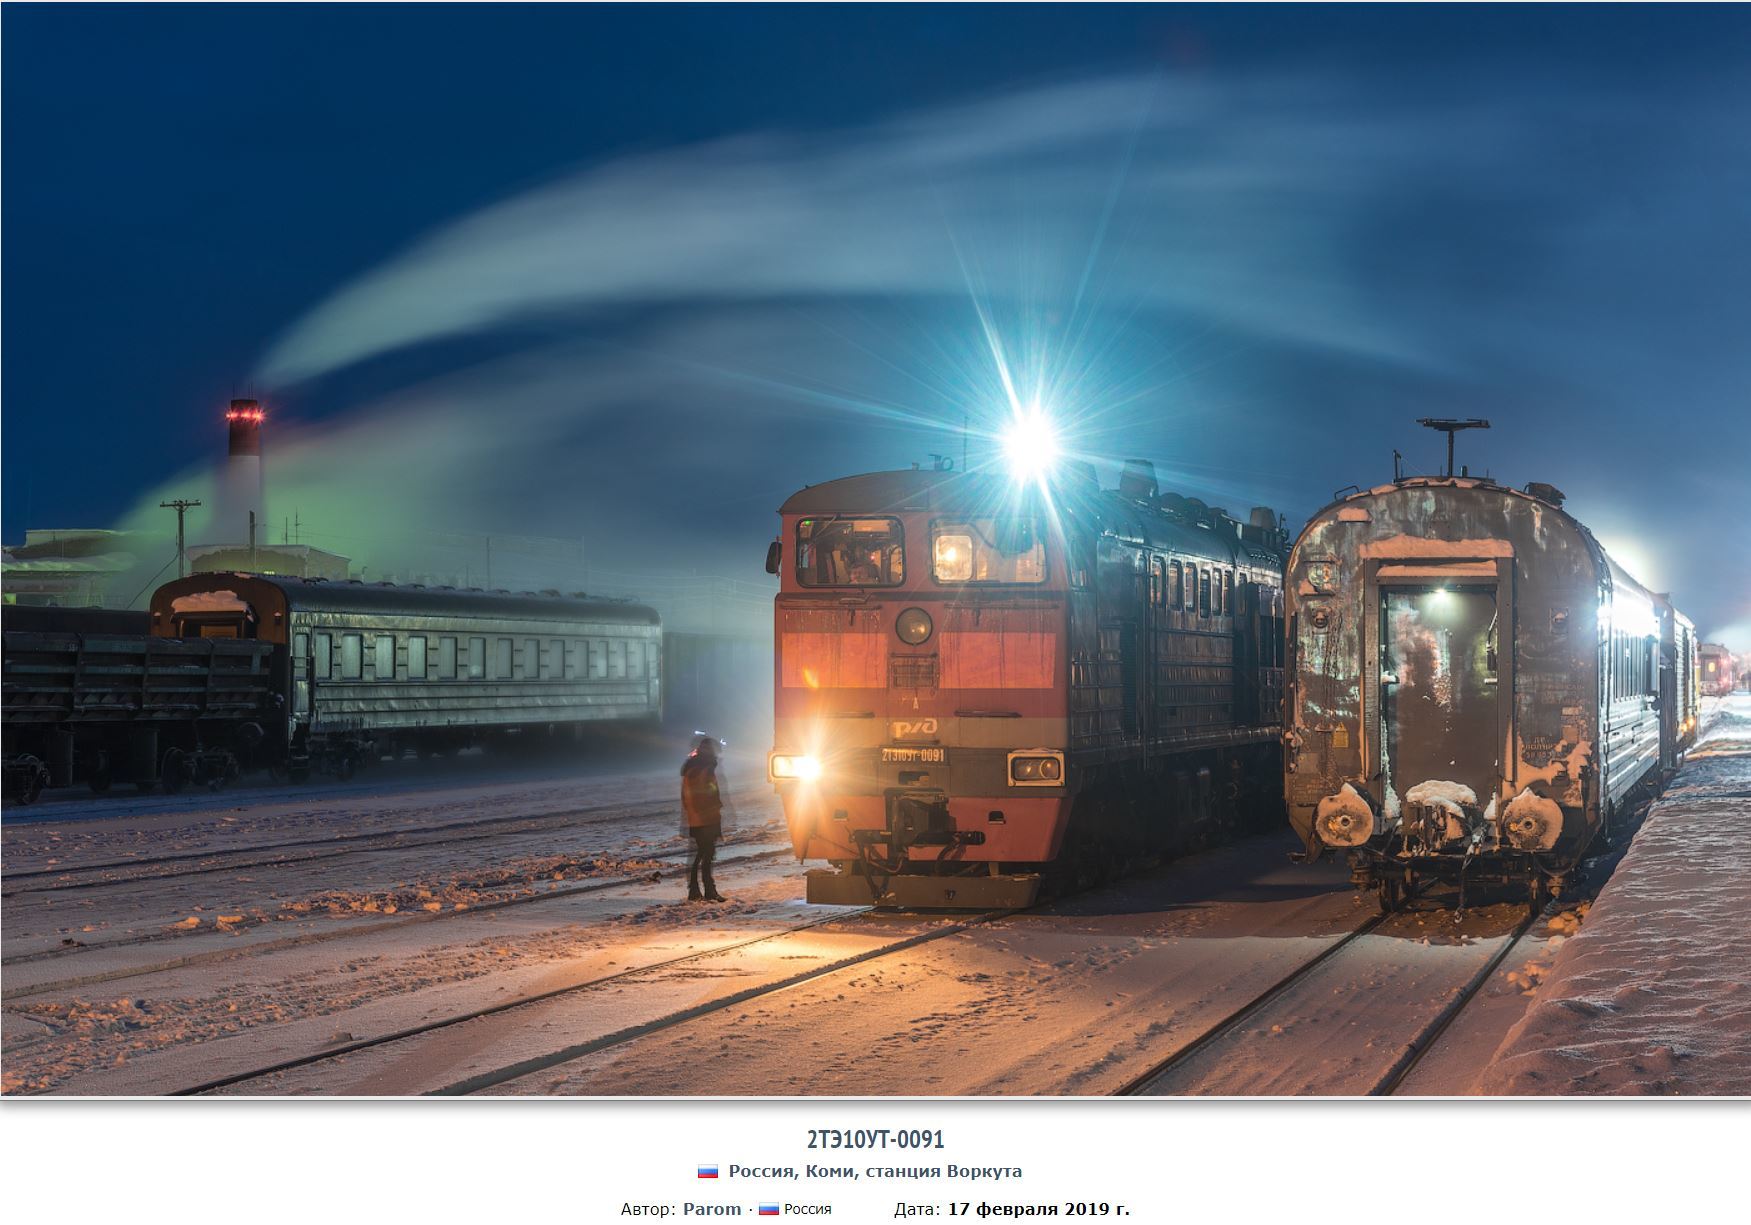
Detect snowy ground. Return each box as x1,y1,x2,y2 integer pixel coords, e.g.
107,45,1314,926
10,714,1739,1097
1476,694,1751,1095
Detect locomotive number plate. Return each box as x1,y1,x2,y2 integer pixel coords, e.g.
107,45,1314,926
882,747,946,764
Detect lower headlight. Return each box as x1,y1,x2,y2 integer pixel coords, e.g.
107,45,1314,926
769,753,822,782
1008,751,1064,785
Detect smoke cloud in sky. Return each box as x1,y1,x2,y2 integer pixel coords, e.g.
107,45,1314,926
114,65,1750,642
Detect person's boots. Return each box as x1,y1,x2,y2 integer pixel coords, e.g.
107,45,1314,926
703,871,725,903
686,867,703,902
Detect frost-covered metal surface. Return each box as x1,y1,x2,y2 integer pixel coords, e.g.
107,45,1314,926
1284,477,1679,888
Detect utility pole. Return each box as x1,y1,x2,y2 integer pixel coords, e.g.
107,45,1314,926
1417,418,1490,478
159,499,202,578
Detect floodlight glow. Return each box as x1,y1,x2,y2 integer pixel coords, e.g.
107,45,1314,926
769,753,821,782
1004,409,1060,482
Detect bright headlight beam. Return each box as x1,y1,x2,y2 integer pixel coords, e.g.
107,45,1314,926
1004,408,1060,482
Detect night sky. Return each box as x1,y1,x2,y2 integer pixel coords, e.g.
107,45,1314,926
5,4,1749,644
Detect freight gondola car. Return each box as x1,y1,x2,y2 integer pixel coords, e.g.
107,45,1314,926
150,574,662,781
1284,474,1699,912
2,605,276,802
765,462,1288,908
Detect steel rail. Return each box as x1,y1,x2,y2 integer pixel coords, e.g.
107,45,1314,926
429,908,1018,1096
2,798,674,893
1368,906,1544,1096
3,842,790,982
172,902,900,1096
1112,908,1396,1096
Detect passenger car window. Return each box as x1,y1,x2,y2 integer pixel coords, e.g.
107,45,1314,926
373,635,395,679
1199,570,1212,617
796,517,905,586
468,637,485,680
315,633,332,679
340,633,362,680
408,636,427,679
494,638,513,680
439,637,457,680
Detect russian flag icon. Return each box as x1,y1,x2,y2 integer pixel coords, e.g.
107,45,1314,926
759,1207,781,1217
697,1166,718,1179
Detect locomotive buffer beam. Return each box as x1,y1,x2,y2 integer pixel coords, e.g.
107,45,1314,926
805,865,1040,910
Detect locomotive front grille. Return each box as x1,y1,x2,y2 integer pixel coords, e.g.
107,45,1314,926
890,653,939,689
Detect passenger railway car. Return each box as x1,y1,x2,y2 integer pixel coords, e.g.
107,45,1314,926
1699,642,1736,697
1284,475,1699,911
150,574,662,780
766,463,1288,908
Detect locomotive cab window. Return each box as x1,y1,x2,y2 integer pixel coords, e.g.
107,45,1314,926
929,518,1045,584
796,517,905,586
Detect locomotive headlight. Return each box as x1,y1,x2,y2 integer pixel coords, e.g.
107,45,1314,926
769,753,822,783
1004,408,1060,482
1008,750,1065,786
895,607,934,645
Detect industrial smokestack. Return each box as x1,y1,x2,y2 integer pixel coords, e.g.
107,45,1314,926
223,399,265,542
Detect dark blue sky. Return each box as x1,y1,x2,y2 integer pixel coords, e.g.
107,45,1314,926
5,4,1750,642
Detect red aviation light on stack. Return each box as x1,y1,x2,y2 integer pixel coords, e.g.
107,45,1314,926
226,399,265,455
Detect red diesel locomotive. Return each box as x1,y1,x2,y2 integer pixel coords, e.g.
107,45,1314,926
765,462,1289,908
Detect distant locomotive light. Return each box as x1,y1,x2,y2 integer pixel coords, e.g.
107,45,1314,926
895,607,934,645
1003,408,1059,482
769,753,822,782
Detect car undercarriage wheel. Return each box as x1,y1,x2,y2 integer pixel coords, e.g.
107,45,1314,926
161,748,188,795
1377,875,1407,913
1527,875,1553,918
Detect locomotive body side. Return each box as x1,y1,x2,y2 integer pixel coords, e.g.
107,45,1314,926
1285,477,1680,903
771,469,1285,909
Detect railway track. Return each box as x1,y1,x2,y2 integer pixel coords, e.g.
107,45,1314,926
1112,907,1397,1095
178,905,1016,1096
1370,907,1542,1095
1114,899,1542,1096
2,799,676,897
2,838,790,981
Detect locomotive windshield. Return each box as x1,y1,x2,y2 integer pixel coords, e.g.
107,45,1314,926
931,518,1046,584
795,517,905,587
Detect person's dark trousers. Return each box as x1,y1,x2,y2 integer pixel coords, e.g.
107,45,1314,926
688,823,721,898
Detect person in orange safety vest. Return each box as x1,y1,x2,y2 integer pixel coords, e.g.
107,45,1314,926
680,735,727,902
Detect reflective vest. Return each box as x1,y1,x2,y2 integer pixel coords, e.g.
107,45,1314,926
681,760,723,827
